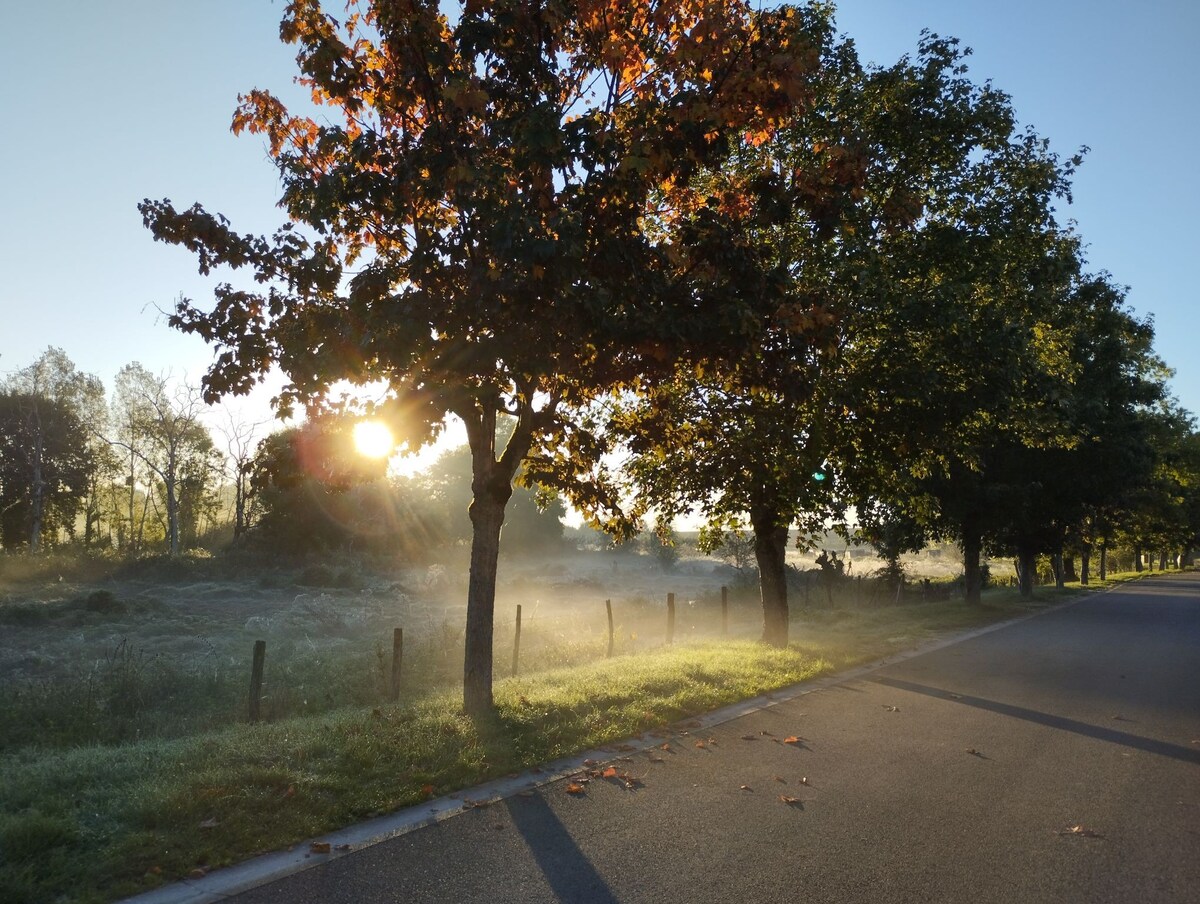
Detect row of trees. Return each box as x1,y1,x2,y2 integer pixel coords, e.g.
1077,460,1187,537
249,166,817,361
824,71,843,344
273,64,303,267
140,0,1199,714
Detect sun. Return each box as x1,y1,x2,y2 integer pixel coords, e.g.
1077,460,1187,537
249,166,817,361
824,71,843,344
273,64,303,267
352,420,395,459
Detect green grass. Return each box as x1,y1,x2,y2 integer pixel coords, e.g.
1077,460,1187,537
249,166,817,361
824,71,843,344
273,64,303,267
0,579,1143,903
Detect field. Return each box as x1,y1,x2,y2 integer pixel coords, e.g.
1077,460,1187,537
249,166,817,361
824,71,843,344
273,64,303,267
0,543,975,752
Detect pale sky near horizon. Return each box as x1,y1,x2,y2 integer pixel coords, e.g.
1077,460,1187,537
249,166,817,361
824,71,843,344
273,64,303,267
1,0,1196,447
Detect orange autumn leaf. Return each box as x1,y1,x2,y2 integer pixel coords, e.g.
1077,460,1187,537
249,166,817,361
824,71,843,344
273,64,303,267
566,783,586,794
602,766,618,778
783,736,801,745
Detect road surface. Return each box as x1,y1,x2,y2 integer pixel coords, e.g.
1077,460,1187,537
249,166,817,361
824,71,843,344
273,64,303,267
207,575,1200,903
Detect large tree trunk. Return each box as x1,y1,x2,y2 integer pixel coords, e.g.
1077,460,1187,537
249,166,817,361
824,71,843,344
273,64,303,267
1016,546,1037,599
1052,551,1065,589
1099,543,1108,581
463,489,508,717
1062,555,1078,583
751,506,789,648
460,402,531,718
1134,546,1143,572
961,522,983,604
1080,545,1091,586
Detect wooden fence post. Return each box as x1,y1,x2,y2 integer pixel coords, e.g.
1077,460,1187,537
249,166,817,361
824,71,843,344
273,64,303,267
666,592,675,645
248,639,266,723
605,599,614,658
512,604,522,676
721,585,729,636
390,628,403,701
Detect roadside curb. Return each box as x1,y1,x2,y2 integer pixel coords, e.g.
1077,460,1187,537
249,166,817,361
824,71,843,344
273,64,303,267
119,589,1111,904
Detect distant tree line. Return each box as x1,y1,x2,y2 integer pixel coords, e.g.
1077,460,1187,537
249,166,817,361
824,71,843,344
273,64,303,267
136,0,1200,713
0,349,567,559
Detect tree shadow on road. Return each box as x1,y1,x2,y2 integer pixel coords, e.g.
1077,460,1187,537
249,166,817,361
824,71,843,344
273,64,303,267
872,676,1200,765
503,794,619,904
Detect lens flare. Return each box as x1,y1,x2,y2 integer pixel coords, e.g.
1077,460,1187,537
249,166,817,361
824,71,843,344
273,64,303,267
353,420,395,459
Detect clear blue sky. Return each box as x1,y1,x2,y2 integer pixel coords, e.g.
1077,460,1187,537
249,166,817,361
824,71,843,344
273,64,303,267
1,0,1196,421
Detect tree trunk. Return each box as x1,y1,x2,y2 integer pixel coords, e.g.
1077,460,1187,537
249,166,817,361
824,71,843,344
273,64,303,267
1159,550,1168,571
1099,543,1108,581
1063,556,1078,583
463,490,507,717
459,402,531,718
1080,546,1091,586
29,429,45,554
961,523,983,604
1052,551,1065,589
1134,546,1143,572
751,507,789,648
1016,546,1037,599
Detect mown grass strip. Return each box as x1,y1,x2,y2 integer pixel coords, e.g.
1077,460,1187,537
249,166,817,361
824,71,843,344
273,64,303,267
0,582,1134,903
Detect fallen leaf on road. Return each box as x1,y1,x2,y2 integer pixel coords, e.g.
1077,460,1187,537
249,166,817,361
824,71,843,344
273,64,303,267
783,736,802,745
1059,825,1104,838
883,705,900,712
740,784,752,791
800,777,810,786
760,730,775,737
310,842,331,854
188,868,207,879
583,758,597,767
660,742,672,751
779,796,802,807
566,783,586,794
695,740,707,749
774,776,787,784
965,748,981,756
602,766,618,779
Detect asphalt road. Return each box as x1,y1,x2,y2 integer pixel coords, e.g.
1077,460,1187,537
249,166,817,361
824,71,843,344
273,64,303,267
229,574,1200,904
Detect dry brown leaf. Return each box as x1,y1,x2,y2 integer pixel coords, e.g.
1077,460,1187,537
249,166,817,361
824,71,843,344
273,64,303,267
774,776,787,783
779,795,801,805
659,742,672,750
310,841,331,854
188,868,206,879
883,705,900,712
420,784,435,796
783,736,802,745
566,783,586,794
695,740,707,749
1059,825,1104,838
739,784,752,791
583,758,597,767
965,748,981,756
602,766,618,778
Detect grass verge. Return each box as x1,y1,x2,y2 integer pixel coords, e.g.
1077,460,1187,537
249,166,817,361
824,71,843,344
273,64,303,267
0,582,1125,903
